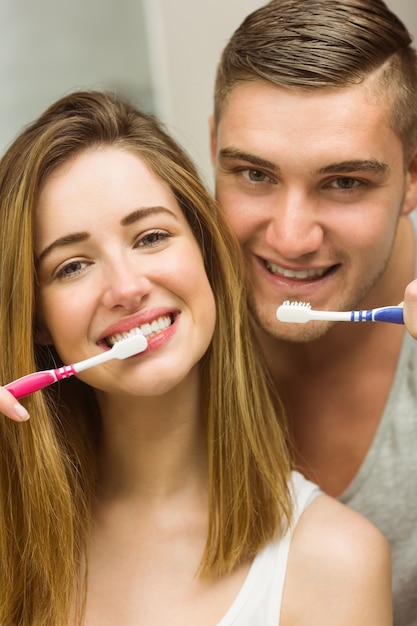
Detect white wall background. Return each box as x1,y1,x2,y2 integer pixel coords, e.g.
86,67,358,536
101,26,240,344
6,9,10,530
142,0,266,186
0,0,154,153
1,0,416,188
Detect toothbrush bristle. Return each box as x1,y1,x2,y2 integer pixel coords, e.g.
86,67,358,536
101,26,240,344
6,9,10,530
111,333,148,358
276,301,312,323
282,300,311,308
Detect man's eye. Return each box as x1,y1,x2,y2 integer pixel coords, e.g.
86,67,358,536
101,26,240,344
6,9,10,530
243,169,269,183
330,177,361,190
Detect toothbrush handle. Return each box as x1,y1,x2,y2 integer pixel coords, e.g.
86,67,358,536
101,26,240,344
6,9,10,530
5,370,59,399
372,306,404,324
351,306,404,324
4,365,77,399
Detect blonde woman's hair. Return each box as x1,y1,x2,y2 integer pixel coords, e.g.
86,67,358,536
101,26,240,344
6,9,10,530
0,91,292,625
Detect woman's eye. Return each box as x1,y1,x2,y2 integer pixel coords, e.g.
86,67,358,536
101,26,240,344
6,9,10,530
137,230,171,247
55,260,87,280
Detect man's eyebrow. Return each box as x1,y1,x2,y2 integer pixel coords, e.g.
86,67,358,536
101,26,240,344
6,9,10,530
317,159,389,175
38,206,177,262
218,148,279,171
219,150,389,177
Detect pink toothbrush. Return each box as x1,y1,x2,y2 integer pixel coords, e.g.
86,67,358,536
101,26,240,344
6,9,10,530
4,333,148,399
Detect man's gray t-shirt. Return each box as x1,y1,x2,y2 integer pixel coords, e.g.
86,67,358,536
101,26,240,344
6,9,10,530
339,212,417,626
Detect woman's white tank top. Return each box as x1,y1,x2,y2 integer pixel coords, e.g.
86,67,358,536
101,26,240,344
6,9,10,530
217,471,321,625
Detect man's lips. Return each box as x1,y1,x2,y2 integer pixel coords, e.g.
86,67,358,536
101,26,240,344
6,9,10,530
265,260,335,280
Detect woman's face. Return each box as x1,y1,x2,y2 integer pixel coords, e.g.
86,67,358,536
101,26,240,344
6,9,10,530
35,146,216,398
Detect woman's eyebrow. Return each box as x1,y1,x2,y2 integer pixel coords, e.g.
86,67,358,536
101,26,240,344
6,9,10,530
120,205,177,226
38,232,89,262
38,206,178,262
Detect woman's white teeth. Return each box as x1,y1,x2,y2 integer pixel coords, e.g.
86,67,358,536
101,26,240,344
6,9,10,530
140,315,171,338
107,315,172,346
266,262,326,279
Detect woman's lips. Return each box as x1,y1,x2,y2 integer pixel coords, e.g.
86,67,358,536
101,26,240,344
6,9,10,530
101,314,174,347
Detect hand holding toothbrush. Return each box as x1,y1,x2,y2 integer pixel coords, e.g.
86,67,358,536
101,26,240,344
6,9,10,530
403,279,417,336
1,334,147,422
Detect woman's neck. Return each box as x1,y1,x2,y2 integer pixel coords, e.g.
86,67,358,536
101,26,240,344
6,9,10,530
94,373,207,503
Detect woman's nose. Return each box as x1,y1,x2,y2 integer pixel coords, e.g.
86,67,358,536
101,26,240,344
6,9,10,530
100,257,150,310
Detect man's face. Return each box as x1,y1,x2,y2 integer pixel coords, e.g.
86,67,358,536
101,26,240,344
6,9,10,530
211,79,417,341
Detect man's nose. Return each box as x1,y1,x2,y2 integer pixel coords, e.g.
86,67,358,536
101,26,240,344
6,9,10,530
265,192,324,259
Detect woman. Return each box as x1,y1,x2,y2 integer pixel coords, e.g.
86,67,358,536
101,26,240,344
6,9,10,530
0,91,391,625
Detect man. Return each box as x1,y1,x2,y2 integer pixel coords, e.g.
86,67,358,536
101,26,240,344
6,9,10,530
210,1,417,624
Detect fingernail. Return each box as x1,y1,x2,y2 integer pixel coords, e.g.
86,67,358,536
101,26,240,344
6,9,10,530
14,403,30,421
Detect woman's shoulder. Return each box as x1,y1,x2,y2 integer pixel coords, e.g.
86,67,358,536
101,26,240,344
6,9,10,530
281,491,392,625
294,490,390,557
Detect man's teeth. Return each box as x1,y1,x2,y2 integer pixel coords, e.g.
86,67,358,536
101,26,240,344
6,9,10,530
266,262,327,280
107,315,172,346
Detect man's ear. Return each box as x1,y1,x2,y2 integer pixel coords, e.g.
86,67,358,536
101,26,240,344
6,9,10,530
209,115,217,165
402,150,417,215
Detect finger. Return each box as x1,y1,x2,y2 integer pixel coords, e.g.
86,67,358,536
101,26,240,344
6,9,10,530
0,387,30,422
403,280,417,338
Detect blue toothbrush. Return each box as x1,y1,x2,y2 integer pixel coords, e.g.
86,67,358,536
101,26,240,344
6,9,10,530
276,301,404,324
